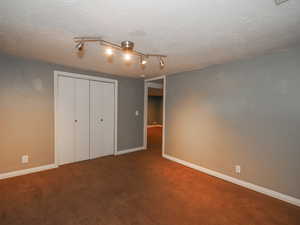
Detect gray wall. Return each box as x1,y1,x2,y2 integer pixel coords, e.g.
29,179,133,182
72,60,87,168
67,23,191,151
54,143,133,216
165,46,300,199
148,96,163,125
0,52,144,174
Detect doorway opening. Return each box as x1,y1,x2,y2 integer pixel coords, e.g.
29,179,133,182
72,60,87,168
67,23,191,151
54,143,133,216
144,76,165,156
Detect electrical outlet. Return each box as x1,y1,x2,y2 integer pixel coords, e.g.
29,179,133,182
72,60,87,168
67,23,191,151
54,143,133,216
22,155,29,164
135,110,139,116
235,165,241,174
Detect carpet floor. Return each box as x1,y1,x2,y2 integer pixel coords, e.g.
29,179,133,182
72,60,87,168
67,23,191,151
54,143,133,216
0,127,299,225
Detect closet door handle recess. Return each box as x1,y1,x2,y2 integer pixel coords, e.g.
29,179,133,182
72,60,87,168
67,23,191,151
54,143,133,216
97,117,104,124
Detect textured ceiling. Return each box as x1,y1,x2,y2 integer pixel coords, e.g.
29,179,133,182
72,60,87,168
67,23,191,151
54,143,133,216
0,0,300,78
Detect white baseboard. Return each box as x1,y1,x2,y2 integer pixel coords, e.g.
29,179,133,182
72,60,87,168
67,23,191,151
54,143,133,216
0,147,145,179
115,146,145,155
147,125,163,128
0,164,58,180
163,154,300,207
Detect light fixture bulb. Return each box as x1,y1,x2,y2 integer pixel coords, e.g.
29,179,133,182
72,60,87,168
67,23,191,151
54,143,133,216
139,56,148,66
123,53,131,61
105,48,113,55
140,56,147,65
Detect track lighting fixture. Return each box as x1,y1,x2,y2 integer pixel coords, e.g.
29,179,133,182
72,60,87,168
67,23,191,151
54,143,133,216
121,41,134,52
75,42,84,51
73,37,167,70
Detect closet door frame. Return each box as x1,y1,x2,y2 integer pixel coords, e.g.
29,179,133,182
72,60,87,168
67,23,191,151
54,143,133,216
54,71,118,166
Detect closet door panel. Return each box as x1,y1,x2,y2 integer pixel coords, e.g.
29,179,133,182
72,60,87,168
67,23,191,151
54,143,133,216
101,82,115,156
90,81,115,158
58,76,75,165
90,81,103,159
75,78,90,162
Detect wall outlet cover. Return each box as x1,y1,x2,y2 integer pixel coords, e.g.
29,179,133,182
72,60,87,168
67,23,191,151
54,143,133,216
235,165,241,174
22,155,29,164
135,110,139,116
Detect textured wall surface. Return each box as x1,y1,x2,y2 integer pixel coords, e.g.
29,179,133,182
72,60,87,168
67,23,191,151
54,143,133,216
0,53,144,174
148,96,163,125
165,46,300,198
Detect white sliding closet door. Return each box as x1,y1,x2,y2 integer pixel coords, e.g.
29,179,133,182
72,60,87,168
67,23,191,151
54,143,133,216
90,81,115,158
57,76,90,165
74,78,90,162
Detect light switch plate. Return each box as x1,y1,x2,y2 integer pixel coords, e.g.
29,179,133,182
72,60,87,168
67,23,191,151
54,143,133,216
135,110,139,116
274,0,289,5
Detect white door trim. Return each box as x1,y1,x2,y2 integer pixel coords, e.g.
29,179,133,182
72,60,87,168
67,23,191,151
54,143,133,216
144,76,166,155
54,71,118,166
147,82,163,89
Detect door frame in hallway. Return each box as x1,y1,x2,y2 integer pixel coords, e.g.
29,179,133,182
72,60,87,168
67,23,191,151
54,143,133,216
144,76,166,156
54,71,118,166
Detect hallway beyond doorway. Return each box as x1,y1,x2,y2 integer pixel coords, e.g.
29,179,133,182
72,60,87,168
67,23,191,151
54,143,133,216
147,126,162,153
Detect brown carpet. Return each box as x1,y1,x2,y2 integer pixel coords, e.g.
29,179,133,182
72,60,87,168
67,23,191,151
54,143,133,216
0,127,299,225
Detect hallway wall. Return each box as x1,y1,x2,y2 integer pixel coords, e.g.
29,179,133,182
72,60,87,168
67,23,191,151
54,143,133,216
148,96,163,125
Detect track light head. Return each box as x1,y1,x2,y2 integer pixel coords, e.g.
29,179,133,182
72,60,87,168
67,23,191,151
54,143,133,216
140,56,147,65
159,57,165,69
75,42,84,51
